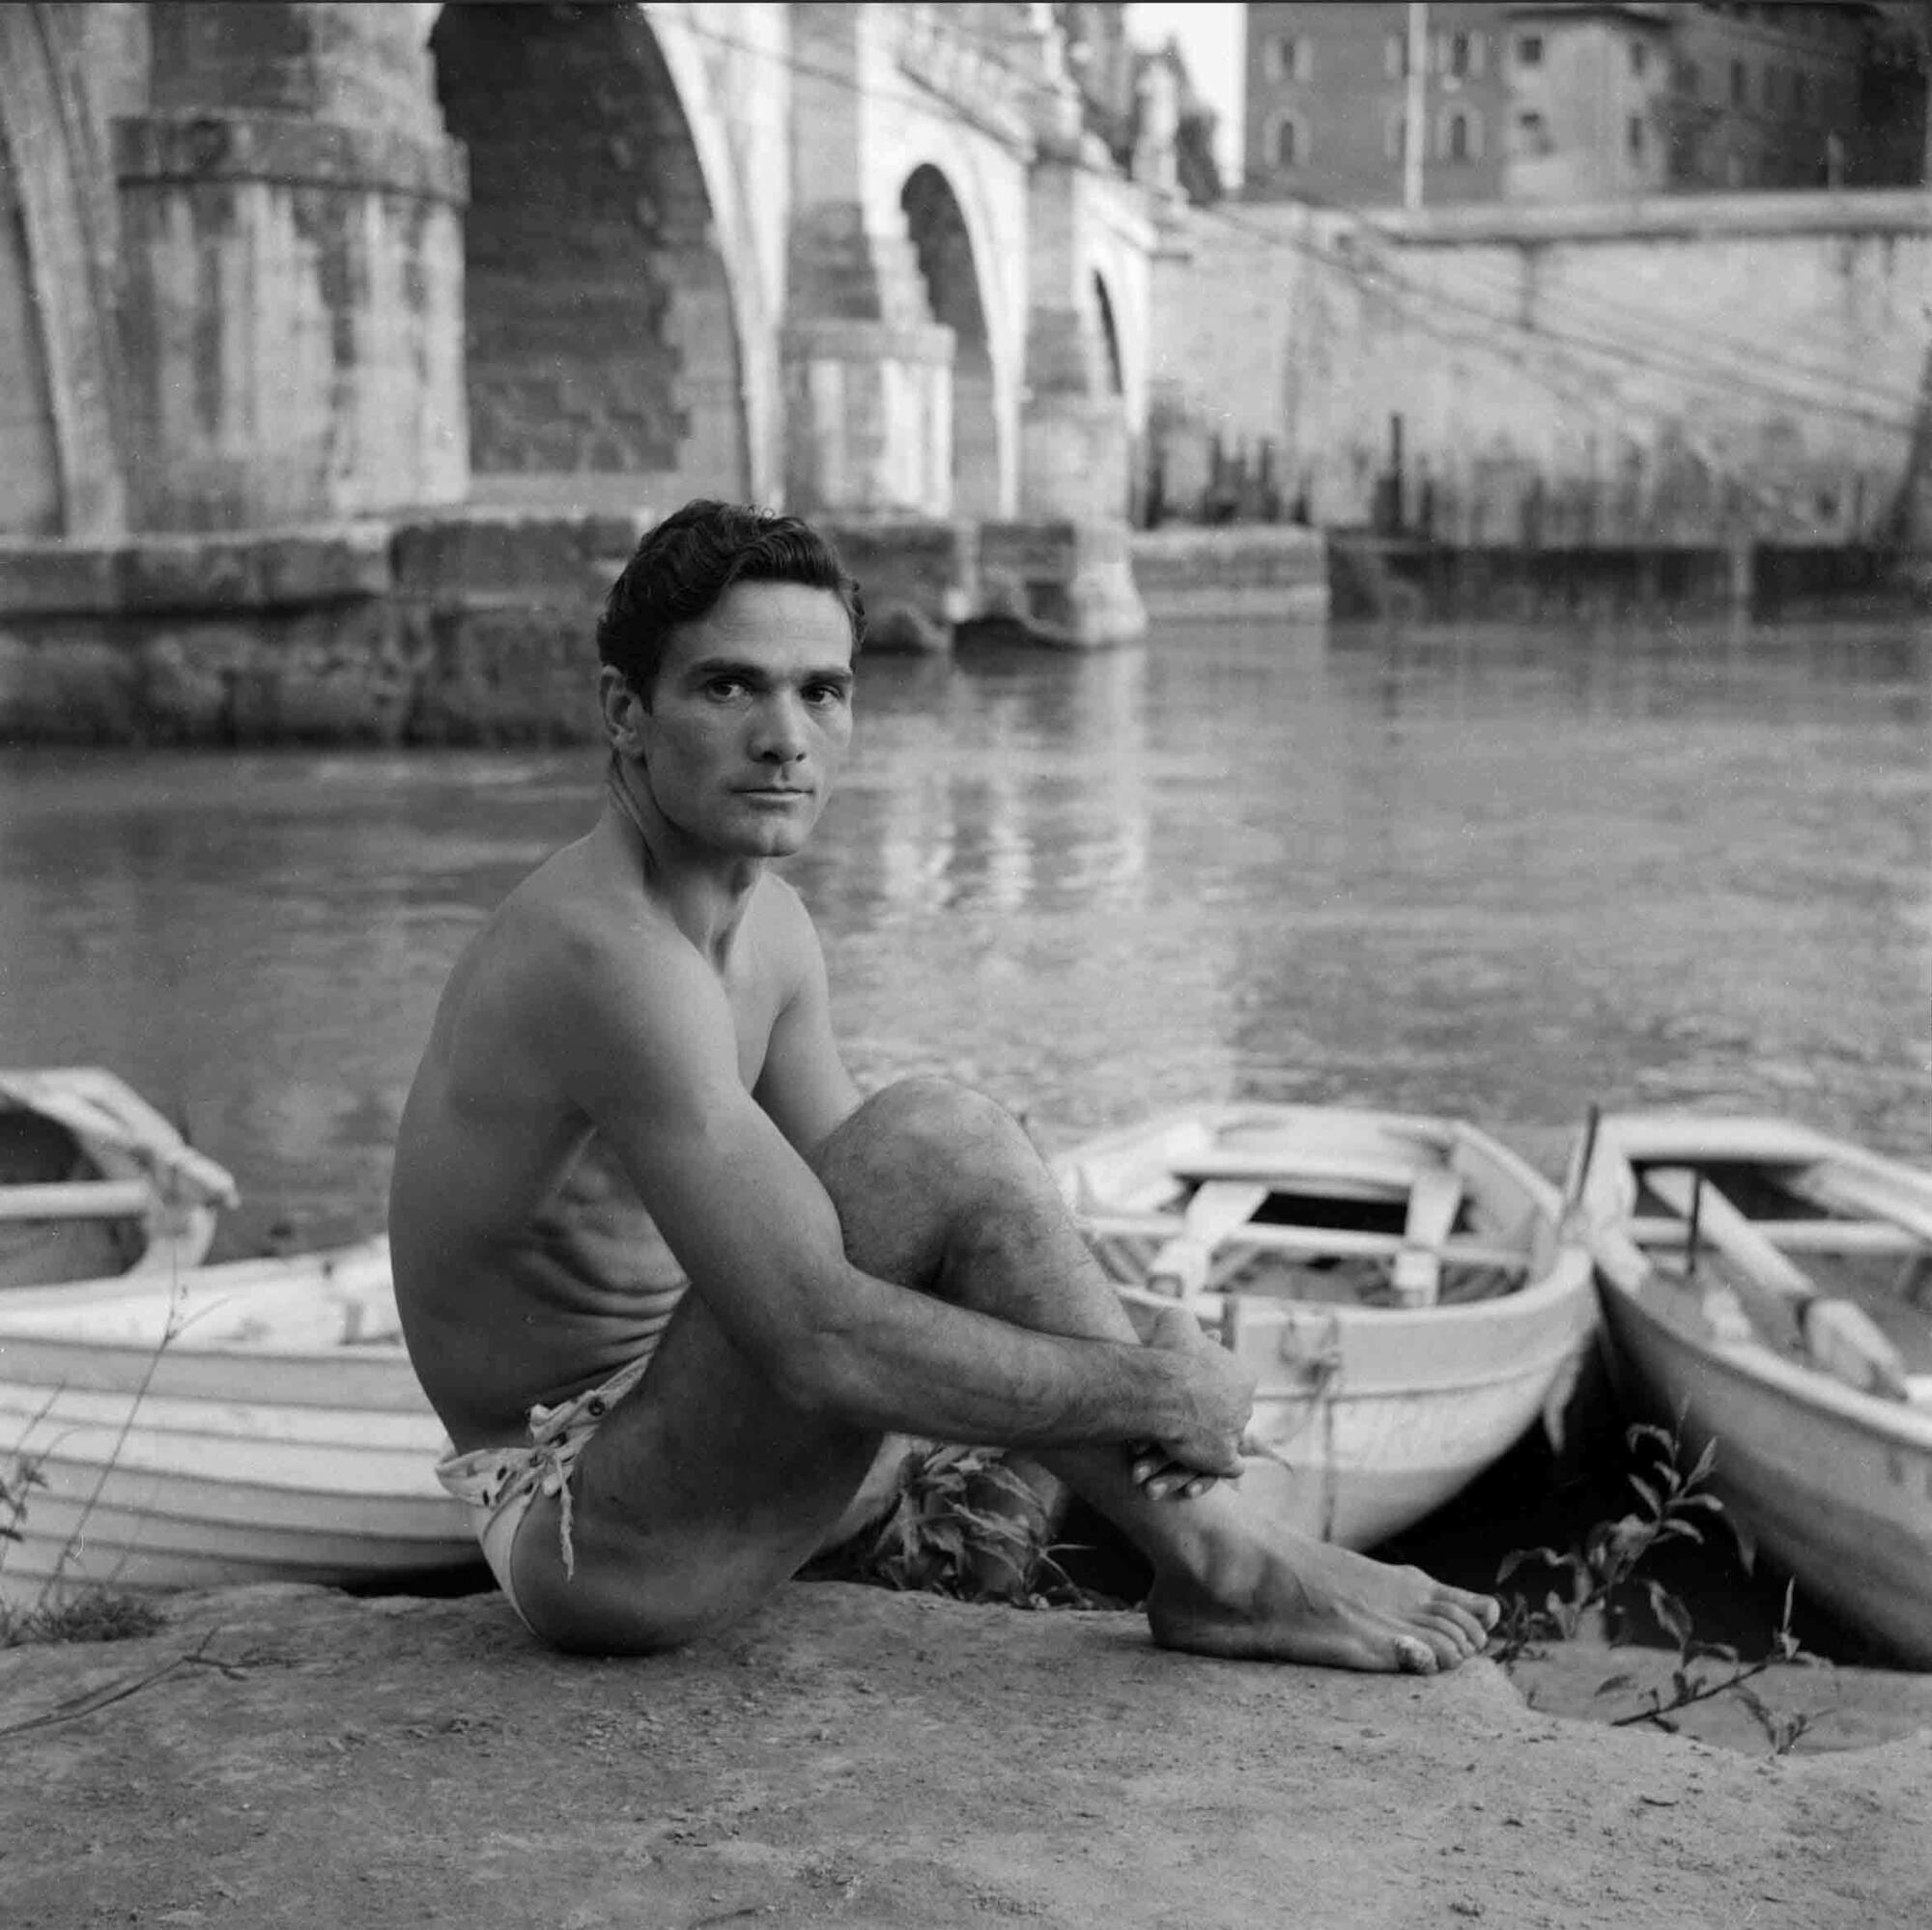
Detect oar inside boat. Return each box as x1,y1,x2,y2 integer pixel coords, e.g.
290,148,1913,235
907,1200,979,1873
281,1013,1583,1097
1789,1162,1932,1309
1644,1166,1912,1401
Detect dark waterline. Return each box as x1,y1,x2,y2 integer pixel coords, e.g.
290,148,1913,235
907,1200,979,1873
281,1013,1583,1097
3,612,1929,1657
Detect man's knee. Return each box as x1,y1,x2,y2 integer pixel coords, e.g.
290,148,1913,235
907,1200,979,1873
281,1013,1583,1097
812,1077,1040,1288
820,1075,1023,1185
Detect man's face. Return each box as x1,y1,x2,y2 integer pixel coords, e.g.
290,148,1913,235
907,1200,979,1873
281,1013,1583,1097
633,581,856,859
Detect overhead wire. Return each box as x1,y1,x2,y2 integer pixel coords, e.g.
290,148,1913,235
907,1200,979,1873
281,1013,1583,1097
863,4,1930,423
639,3,1928,443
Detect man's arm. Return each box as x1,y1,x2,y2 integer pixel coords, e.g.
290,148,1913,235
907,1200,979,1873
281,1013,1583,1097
528,911,1240,1467
752,882,863,1155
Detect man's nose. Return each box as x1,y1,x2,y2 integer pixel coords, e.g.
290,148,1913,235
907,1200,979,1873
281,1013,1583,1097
751,695,809,763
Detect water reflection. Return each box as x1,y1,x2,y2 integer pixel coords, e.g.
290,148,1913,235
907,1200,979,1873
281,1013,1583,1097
0,613,1927,1257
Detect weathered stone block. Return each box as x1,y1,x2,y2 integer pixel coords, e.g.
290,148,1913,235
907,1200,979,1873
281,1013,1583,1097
134,620,258,741
0,544,121,618
227,604,413,745
406,604,598,746
0,623,142,744
973,520,1146,649
391,512,646,607
115,527,395,612
821,518,973,655
1129,527,1331,618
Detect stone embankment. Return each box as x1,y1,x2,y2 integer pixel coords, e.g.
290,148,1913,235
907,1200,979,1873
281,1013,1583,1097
0,510,1158,748
2,1579,1927,1928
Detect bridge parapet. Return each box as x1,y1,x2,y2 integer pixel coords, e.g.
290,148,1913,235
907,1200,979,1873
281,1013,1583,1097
889,4,1048,155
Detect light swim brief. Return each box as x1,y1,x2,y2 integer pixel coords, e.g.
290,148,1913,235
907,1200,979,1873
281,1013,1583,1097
434,1353,651,1631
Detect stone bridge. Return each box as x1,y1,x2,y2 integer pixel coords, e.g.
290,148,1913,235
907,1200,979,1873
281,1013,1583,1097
2,0,1157,538
0,2,1174,738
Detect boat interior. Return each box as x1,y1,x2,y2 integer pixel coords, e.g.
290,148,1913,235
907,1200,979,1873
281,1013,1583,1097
0,1103,143,1290
1068,1110,1556,1312
1624,1153,1932,1402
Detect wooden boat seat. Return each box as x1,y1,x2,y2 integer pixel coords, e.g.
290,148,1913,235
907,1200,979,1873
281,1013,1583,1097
1169,1150,1427,1198
1791,1164,1932,1247
1391,1168,1463,1307
1082,1206,1529,1275
1645,1167,1912,1402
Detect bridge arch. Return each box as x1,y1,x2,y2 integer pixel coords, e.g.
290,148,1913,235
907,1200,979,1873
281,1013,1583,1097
900,163,1001,519
864,94,1024,520
428,0,773,513
0,5,126,536
1092,269,1125,398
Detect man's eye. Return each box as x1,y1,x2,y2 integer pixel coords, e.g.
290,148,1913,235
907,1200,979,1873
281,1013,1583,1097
704,678,745,699
805,684,848,706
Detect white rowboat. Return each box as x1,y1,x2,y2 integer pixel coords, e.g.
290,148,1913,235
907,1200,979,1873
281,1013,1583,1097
1056,1104,1598,1550
1,1067,237,1292
0,1235,472,1605
1570,1111,1932,1667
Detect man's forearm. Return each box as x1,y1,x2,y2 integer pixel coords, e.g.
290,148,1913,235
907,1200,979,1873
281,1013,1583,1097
783,1268,1188,1450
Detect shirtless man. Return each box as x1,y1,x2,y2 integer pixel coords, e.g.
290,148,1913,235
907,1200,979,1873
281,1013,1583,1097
390,497,1499,1670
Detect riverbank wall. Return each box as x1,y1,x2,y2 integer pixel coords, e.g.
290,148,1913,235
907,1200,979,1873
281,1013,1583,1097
0,510,1144,747
9,512,1927,744
1149,190,1932,583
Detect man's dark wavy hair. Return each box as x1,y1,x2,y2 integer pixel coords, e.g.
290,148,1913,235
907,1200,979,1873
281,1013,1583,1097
596,499,866,696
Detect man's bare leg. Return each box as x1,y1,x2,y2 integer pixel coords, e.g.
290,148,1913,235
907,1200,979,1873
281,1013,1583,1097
510,1078,1498,1666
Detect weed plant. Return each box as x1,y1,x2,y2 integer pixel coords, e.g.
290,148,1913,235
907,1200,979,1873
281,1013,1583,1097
1492,1417,1820,1750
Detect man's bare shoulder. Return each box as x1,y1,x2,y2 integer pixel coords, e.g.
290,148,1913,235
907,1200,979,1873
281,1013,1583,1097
427,834,703,1092
474,831,684,981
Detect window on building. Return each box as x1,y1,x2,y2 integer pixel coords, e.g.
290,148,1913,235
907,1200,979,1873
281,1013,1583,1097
1442,106,1482,163
1792,71,1808,117
1272,113,1308,170
1516,33,1544,69
1264,35,1310,84
1677,57,1700,96
1442,31,1484,78
1515,109,1552,157
1730,59,1748,106
1627,113,1645,160
1630,42,1649,80
1384,32,1407,79
1385,109,1411,163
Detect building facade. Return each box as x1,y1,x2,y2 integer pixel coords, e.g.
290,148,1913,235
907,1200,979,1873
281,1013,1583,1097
1244,2,1514,207
1243,2,1926,208
1506,5,1675,202
1663,1,1871,190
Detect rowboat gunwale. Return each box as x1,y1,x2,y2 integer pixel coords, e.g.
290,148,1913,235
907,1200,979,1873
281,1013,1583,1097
0,1231,473,1603
1575,1108,1932,1665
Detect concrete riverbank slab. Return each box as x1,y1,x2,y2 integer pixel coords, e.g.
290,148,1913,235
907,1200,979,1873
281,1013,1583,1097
2,1580,1926,1928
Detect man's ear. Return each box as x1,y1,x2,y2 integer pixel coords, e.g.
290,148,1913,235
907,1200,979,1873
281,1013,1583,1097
598,666,649,756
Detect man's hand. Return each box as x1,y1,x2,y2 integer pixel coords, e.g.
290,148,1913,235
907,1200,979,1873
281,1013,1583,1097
1129,1305,1256,1502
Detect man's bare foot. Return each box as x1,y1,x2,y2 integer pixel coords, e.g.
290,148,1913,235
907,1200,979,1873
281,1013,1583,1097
1145,1524,1500,1674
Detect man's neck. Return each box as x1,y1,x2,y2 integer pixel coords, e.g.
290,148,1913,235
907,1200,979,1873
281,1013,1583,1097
603,763,764,963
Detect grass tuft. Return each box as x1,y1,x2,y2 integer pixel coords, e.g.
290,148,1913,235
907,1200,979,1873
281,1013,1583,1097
804,1442,1128,1610
2,1588,166,1649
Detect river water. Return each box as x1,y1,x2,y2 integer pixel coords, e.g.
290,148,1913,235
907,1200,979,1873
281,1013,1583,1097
2,610,1929,1643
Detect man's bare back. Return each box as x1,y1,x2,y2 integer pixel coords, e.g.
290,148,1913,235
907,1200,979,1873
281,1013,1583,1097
390,500,1501,1668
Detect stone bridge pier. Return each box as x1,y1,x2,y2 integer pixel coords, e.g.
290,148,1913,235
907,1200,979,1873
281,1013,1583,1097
0,1,1168,743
